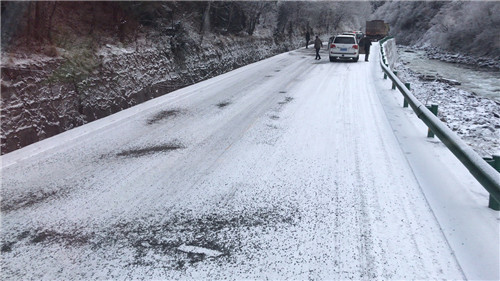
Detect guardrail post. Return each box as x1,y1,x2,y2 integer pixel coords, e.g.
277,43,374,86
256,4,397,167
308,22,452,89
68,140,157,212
426,104,438,138
380,40,500,209
484,155,500,210
392,71,398,90
403,83,410,107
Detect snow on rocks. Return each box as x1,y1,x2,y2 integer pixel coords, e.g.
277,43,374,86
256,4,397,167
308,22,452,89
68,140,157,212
425,47,500,70
394,48,500,157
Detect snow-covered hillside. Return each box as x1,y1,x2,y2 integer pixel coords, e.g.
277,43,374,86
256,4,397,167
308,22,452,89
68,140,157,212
1,1,498,154
372,1,500,58
0,1,368,154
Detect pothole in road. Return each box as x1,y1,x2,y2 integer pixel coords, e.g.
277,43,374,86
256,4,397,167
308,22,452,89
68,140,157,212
147,109,184,125
116,143,185,158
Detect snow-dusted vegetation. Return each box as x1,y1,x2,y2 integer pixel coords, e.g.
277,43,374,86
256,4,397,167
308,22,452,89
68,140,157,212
383,42,499,157
373,1,500,58
1,1,369,154
1,3,499,280
1,1,498,154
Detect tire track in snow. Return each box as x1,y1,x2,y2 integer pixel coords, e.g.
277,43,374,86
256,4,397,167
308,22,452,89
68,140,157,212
0,47,467,279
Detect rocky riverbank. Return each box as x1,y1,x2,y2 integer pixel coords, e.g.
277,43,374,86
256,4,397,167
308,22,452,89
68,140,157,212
394,47,500,157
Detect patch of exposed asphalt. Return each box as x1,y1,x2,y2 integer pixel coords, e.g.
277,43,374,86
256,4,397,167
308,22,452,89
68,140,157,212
1,242,15,253
30,229,91,245
116,143,185,158
266,124,279,130
1,206,299,271
278,97,294,105
216,101,231,109
1,188,69,213
2,229,89,254
147,109,183,125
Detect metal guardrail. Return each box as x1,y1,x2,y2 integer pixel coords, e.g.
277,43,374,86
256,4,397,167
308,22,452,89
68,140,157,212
379,39,500,210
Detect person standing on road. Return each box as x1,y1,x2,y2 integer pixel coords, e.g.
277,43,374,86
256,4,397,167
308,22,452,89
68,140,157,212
305,31,311,49
364,37,372,62
314,36,323,60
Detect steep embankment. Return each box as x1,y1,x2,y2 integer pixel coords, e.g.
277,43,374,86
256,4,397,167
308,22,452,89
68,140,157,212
1,38,296,153
372,1,500,60
1,2,307,154
382,39,500,157
1,1,372,154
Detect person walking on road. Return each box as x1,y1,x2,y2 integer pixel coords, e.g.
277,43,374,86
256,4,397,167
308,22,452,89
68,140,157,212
314,36,323,60
305,31,310,49
364,37,372,62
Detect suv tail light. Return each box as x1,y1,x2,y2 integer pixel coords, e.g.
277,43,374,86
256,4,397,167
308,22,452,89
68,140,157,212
330,44,336,48
353,45,358,49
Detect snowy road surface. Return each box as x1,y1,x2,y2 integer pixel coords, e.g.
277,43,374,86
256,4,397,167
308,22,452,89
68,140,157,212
1,46,498,280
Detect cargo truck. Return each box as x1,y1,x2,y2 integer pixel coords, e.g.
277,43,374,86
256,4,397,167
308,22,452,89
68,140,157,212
365,20,389,41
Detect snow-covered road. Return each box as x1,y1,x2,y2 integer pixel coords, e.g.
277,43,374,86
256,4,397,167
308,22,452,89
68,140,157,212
1,46,498,280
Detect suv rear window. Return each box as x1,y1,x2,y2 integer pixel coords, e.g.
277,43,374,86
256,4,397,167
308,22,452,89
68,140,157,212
334,37,355,44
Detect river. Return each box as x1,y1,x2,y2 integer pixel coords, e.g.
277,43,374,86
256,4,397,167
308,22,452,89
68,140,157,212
398,48,500,102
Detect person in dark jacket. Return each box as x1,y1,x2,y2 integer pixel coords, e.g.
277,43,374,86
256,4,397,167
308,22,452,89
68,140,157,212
364,37,372,62
314,36,323,60
305,31,310,49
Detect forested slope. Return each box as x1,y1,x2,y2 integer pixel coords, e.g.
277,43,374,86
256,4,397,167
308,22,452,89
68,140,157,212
5,1,498,154
373,1,500,57
0,1,370,154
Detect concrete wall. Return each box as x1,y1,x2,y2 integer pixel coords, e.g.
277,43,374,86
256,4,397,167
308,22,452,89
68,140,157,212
382,38,398,71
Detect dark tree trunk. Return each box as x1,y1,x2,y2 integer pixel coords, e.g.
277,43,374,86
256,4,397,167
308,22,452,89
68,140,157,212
200,1,211,33
88,3,95,36
48,2,57,43
34,2,41,41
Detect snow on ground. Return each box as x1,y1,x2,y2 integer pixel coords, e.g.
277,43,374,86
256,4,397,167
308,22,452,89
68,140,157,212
394,46,500,157
372,46,499,279
0,45,498,280
425,47,500,70
0,52,60,68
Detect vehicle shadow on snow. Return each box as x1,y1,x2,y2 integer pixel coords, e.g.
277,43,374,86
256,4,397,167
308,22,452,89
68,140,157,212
311,60,333,65
329,59,360,64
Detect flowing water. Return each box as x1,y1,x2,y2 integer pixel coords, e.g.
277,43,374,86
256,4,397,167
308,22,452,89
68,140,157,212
398,48,500,102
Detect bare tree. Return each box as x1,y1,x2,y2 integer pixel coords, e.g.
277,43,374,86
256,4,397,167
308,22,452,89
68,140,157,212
243,2,273,36
200,1,211,33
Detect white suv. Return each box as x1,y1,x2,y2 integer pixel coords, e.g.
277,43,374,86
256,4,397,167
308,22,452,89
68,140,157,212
329,35,359,62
